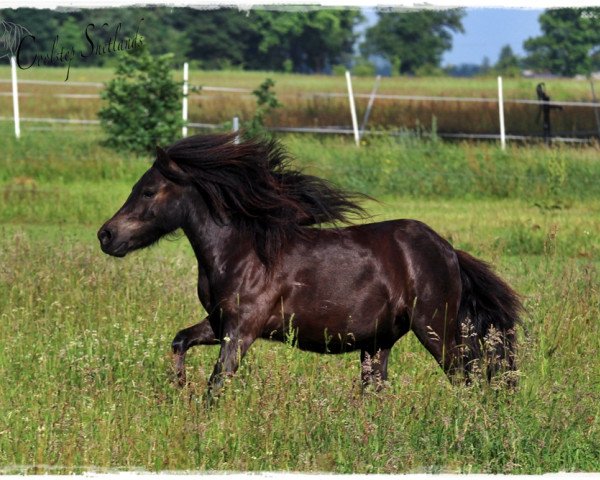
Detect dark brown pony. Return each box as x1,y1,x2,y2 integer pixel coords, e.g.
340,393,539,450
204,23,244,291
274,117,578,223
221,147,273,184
98,133,521,399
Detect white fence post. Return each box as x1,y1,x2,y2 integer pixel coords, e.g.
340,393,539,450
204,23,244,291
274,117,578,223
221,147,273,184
498,76,506,150
232,116,239,144
345,70,360,147
11,56,21,139
182,62,189,137
360,75,381,139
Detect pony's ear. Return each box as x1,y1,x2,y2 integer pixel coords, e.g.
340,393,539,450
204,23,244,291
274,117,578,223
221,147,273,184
156,145,169,163
154,146,189,183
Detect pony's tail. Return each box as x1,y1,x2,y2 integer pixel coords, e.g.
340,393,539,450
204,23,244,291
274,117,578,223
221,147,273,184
455,250,522,384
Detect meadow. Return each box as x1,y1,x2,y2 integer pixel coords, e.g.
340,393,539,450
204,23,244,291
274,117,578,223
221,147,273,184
0,125,599,473
2,66,600,137
2,65,599,99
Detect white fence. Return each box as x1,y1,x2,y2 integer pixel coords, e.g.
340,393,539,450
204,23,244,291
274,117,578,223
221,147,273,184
5,78,600,109
2,60,600,146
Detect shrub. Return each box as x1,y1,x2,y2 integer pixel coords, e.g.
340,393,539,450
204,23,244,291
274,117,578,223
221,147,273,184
98,44,183,156
244,78,282,137
331,64,347,76
352,58,376,77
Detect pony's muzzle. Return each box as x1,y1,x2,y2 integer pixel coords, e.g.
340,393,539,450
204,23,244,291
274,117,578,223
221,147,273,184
98,225,128,257
98,227,113,246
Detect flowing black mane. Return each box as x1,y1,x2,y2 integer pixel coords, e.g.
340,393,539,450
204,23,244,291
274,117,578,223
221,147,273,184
154,133,368,265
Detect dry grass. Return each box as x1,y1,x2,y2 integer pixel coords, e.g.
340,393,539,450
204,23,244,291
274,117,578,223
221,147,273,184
2,66,599,136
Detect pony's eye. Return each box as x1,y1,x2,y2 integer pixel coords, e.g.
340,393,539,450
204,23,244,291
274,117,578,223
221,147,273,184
142,190,156,198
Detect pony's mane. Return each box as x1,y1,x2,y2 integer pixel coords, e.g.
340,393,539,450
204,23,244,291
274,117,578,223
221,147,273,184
156,133,369,266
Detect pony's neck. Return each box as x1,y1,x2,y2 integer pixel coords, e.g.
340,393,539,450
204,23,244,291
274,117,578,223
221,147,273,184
181,194,248,279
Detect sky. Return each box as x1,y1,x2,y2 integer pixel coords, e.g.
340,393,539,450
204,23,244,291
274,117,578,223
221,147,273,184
443,8,543,66
362,7,544,67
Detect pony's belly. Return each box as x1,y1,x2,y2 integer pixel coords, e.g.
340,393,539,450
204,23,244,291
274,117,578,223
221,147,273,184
261,327,364,354
261,310,390,354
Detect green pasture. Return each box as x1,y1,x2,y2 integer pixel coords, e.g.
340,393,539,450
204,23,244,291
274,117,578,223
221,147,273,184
0,127,599,473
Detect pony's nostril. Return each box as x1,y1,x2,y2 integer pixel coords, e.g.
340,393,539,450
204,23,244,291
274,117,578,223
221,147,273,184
98,228,113,246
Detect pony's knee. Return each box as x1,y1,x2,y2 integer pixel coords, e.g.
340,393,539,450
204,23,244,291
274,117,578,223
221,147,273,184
172,329,190,354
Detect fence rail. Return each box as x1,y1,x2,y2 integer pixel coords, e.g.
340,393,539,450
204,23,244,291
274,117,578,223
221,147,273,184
2,70,600,145
4,80,600,108
0,115,594,145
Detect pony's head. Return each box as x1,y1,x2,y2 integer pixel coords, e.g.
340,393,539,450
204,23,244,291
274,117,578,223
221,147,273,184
98,146,188,257
98,133,367,263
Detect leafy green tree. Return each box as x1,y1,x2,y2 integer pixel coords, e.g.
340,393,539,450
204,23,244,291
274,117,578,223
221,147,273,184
2,7,363,73
524,8,600,76
2,8,60,64
361,9,464,75
2,8,178,67
137,8,362,73
494,44,521,77
98,43,183,155
480,56,491,76
168,9,259,69
249,9,363,72
68,8,188,66
59,17,85,55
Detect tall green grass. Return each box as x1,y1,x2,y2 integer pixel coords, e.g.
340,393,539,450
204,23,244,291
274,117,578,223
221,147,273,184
285,134,600,202
2,126,600,201
0,128,599,472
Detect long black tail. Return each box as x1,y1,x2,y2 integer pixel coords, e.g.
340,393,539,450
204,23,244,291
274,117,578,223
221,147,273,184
456,250,523,382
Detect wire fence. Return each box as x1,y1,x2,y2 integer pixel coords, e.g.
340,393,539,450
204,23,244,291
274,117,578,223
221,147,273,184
4,78,600,109
2,75,600,145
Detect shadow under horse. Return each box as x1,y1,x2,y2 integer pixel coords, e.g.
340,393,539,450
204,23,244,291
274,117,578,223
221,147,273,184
98,133,522,400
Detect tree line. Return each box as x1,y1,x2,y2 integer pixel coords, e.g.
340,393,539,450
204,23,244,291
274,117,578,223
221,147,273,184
2,7,600,77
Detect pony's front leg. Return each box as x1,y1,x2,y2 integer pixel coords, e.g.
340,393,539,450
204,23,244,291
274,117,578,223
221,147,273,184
172,318,219,387
206,333,255,405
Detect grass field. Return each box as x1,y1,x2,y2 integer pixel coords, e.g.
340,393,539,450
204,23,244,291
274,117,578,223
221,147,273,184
2,66,599,100
0,127,599,473
2,66,600,136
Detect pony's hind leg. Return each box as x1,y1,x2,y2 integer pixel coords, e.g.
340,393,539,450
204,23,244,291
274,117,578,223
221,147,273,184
360,347,391,391
410,307,462,382
172,318,219,386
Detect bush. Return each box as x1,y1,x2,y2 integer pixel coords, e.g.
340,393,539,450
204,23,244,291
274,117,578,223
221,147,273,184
331,64,347,76
98,44,183,156
352,58,376,77
414,63,445,77
244,78,282,137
